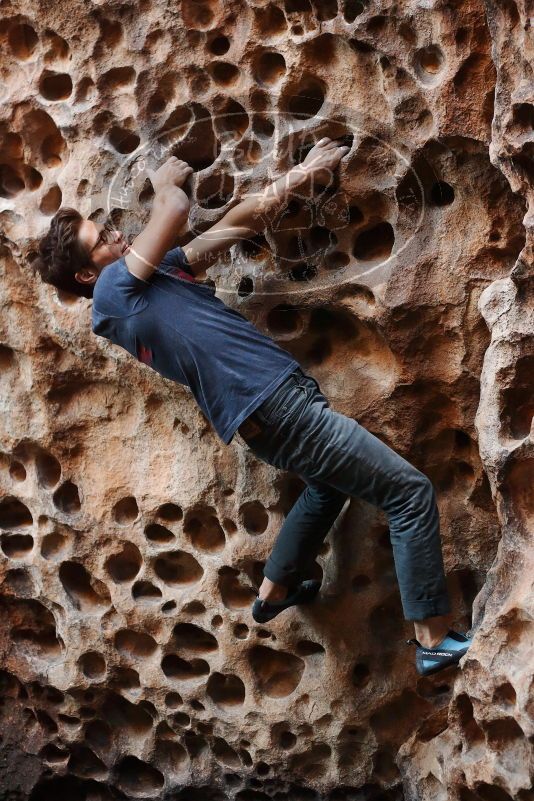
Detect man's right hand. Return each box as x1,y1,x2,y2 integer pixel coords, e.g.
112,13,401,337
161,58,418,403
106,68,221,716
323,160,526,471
147,156,193,194
299,137,350,186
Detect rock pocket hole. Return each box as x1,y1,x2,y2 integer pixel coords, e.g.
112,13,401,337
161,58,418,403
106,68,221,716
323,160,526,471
352,661,371,688
105,542,142,583
145,523,174,543
9,460,25,481
183,506,226,552
255,4,287,35
165,691,183,708
59,561,111,612
254,51,286,86
512,102,534,132
98,67,135,92
280,730,297,749
239,501,269,535
132,581,162,602
41,531,67,560
313,0,338,20
154,550,204,585
108,125,140,154
161,654,210,679
156,502,183,522
430,181,454,207
0,496,33,528
206,672,246,707
208,61,240,86
287,77,326,120
218,566,256,609
295,639,324,657
234,138,262,169
112,495,139,525
343,0,367,23
39,184,63,217
182,0,218,30
1,533,34,558
208,34,230,55
183,599,206,614
266,304,303,338
38,70,73,101
111,667,141,691
212,737,241,767
52,480,81,514
214,97,249,141
289,263,318,282
0,343,16,369
8,22,39,59
78,651,106,680
114,628,158,659
415,44,445,84
324,250,350,269
172,622,219,653
353,221,394,262
0,165,25,198
492,682,517,707
115,756,164,797
238,276,254,298
234,623,249,639
248,646,304,697
252,114,275,138
35,450,61,488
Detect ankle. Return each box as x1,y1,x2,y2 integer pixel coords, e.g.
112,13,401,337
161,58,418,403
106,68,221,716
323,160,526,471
418,635,445,648
258,582,287,602
414,624,450,649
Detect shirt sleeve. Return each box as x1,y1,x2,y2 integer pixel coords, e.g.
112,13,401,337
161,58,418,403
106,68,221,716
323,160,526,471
92,258,149,318
158,245,195,278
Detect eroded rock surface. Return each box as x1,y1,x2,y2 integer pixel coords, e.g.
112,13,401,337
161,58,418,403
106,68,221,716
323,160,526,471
0,0,532,799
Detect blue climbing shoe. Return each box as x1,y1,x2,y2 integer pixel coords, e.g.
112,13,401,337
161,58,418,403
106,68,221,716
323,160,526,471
252,580,321,624
407,630,472,676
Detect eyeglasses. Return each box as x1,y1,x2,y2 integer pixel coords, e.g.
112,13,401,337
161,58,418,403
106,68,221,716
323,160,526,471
90,218,117,253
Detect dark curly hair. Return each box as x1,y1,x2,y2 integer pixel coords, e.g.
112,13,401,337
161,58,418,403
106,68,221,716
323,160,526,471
31,207,96,299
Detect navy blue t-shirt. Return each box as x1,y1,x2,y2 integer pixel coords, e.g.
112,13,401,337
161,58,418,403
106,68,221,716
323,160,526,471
91,246,300,444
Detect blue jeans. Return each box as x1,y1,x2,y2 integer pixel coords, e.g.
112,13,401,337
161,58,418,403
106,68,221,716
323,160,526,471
237,367,451,622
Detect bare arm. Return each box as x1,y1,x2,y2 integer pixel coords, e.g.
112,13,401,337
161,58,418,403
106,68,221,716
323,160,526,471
124,158,192,282
183,137,350,275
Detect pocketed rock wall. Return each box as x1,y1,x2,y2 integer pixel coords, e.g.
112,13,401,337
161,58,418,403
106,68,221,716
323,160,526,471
0,1,532,799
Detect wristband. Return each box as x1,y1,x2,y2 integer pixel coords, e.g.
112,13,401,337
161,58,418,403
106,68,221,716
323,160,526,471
127,246,157,269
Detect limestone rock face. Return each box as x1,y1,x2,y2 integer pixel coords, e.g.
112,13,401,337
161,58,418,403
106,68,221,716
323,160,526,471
0,1,532,799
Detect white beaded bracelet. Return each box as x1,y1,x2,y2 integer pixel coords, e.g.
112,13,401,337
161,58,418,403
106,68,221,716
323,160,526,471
127,245,157,269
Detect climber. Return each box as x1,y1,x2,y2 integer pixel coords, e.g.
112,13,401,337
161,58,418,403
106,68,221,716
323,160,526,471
33,138,472,676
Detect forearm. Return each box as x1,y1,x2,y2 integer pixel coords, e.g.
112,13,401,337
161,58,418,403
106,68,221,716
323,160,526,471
221,166,311,235
152,185,190,229
179,168,311,272
125,186,190,281
181,138,348,273
138,185,189,256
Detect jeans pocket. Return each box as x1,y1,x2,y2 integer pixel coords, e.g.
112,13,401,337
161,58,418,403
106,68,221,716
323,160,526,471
261,385,310,429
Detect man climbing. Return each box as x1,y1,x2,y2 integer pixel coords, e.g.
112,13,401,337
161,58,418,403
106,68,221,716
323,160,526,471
33,138,472,676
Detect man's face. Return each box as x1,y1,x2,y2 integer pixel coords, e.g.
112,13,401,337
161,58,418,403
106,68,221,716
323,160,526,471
75,218,131,287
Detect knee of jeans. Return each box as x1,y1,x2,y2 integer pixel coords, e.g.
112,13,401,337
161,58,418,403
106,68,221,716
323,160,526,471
406,469,436,502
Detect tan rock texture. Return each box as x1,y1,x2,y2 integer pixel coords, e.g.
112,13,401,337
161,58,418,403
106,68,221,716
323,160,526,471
0,0,532,799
